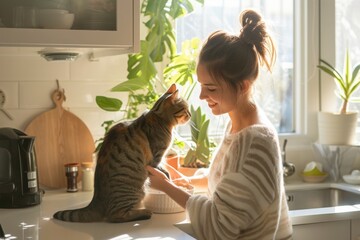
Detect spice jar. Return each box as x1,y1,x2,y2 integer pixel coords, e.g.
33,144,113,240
81,162,94,191
64,163,79,192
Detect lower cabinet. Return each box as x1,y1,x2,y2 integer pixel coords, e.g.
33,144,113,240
352,219,360,240
293,220,351,240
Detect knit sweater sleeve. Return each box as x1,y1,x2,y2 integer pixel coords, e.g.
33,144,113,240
186,127,281,240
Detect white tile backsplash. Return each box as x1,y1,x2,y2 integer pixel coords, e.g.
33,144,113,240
70,54,128,81
0,54,70,81
0,81,18,108
0,48,130,141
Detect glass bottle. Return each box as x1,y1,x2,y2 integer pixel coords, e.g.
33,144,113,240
64,163,79,192
81,162,94,191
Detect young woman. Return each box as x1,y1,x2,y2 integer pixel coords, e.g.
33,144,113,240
147,9,293,240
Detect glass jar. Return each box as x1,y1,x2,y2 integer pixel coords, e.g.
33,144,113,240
64,163,79,192
81,162,94,191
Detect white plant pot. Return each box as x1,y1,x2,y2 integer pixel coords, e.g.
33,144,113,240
318,112,358,145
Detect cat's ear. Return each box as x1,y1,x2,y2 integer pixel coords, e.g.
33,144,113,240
165,84,177,94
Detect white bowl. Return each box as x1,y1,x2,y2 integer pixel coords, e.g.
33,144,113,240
343,175,360,184
37,11,74,29
144,186,194,213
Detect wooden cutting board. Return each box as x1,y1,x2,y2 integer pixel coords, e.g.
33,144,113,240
25,90,95,189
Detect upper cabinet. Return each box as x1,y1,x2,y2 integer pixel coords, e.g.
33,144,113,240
0,0,140,56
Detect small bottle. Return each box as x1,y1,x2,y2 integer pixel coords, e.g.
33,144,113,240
64,163,79,192
81,162,94,191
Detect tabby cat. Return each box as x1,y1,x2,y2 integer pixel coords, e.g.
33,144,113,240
53,84,190,222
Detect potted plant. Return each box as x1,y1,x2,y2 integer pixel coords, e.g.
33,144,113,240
317,48,360,145
175,106,217,176
94,0,204,150
94,0,218,179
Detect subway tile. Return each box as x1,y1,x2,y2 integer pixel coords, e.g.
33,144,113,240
53,81,128,108
68,108,125,140
19,82,58,108
0,54,69,81
70,54,128,81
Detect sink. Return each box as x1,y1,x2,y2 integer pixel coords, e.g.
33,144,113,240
286,188,360,210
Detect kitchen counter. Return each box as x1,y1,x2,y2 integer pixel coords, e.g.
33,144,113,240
3,181,360,239
0,189,195,240
285,179,360,225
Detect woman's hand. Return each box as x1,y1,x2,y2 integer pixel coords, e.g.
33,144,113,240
146,166,192,209
146,166,171,192
162,163,190,186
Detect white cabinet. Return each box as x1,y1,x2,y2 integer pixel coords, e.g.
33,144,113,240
293,220,351,240
351,219,360,240
0,0,140,55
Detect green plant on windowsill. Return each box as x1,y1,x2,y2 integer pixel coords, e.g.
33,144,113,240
317,48,360,114
182,106,217,168
316,48,360,145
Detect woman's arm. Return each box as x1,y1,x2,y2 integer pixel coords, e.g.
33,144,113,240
162,163,208,192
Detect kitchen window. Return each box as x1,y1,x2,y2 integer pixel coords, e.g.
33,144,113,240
176,0,294,135
335,0,360,111
319,0,360,140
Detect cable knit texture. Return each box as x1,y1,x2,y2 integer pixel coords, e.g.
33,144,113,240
186,124,293,240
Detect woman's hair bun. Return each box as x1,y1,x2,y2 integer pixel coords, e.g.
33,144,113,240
239,9,265,45
239,9,275,71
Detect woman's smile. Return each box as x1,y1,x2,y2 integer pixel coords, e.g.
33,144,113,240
208,101,217,108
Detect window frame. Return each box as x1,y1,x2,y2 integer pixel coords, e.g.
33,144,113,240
279,0,320,148
161,0,324,162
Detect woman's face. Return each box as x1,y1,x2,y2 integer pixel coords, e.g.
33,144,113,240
197,64,238,115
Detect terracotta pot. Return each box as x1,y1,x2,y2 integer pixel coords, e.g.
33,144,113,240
164,154,179,170
177,166,199,177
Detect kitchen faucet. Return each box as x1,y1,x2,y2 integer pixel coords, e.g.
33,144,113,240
282,139,295,177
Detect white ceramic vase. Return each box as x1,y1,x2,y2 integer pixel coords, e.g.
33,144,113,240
318,111,358,145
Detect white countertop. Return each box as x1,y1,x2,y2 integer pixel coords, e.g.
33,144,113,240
0,189,195,240
3,181,360,239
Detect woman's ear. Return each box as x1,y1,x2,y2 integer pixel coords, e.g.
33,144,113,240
240,80,252,94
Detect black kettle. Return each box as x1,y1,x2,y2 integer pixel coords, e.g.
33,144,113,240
0,128,42,208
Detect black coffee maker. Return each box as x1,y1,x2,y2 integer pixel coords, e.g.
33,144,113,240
0,128,42,208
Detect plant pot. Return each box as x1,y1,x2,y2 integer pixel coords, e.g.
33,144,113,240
177,156,200,177
318,111,358,145
177,166,199,177
164,154,179,170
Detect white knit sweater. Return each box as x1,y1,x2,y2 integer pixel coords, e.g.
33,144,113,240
186,124,293,240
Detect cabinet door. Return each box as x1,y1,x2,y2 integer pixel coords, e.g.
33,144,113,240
293,221,350,240
0,0,139,51
351,219,360,240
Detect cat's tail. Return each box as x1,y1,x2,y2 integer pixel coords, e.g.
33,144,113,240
53,204,103,222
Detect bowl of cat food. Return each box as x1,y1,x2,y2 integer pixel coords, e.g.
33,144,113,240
144,183,194,213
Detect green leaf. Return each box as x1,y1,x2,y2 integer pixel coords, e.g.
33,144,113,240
197,119,209,144
111,78,149,92
95,96,122,112
127,41,158,82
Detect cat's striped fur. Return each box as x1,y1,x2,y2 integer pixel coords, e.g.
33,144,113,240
53,84,190,222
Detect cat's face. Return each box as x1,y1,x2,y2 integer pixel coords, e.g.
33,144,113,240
151,84,191,126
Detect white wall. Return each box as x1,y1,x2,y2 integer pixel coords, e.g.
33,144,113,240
0,47,130,143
